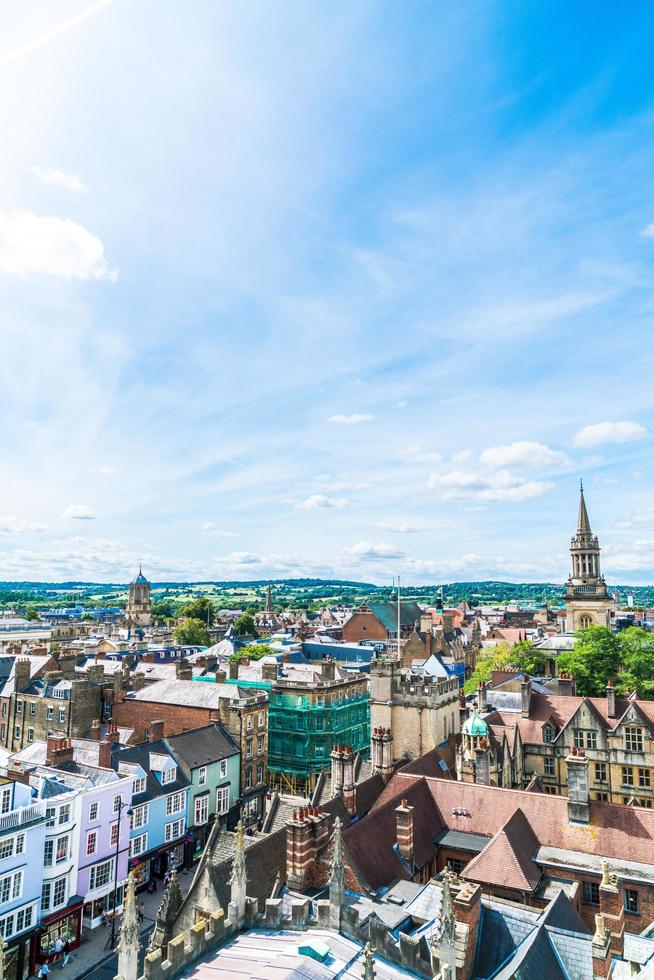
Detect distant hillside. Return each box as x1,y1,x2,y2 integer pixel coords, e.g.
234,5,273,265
0,578,647,612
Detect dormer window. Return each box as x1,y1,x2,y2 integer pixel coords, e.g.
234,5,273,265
133,776,146,795
543,725,553,743
160,766,176,785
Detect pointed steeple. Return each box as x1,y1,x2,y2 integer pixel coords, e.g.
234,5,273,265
329,816,345,929
116,871,140,980
147,867,183,957
228,819,248,925
362,942,377,980
438,871,456,945
577,479,592,535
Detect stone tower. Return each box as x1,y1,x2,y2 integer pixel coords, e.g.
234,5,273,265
564,483,615,631
125,566,152,628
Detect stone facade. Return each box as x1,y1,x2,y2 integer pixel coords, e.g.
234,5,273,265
565,484,616,631
125,567,152,628
370,656,460,763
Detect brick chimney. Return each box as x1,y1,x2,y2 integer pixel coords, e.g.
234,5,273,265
322,657,336,682
342,747,356,816
521,678,531,718
229,661,239,680
176,659,192,680
558,673,575,696
453,880,482,979
285,806,329,890
148,720,165,743
395,799,414,864
566,747,590,823
599,862,625,956
261,661,278,683
46,735,74,768
591,913,612,978
331,745,344,795
606,680,616,719
98,735,113,769
13,659,30,693
58,653,77,680
89,719,101,742
215,668,227,684
132,672,146,691
442,611,454,634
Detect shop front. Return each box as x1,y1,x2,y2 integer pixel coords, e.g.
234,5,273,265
33,897,83,972
82,882,125,930
130,839,184,892
2,925,40,980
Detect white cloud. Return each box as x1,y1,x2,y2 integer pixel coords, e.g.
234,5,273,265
451,449,473,464
347,541,405,560
0,517,46,535
398,445,443,464
375,521,420,534
0,210,117,281
201,522,238,538
573,421,647,447
327,413,374,424
428,469,553,502
224,551,263,565
480,440,570,469
63,504,96,520
297,494,351,510
616,508,654,530
639,224,654,239
31,167,86,193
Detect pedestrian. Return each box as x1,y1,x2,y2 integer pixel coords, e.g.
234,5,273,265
63,940,71,968
38,964,49,978
137,902,145,925
53,937,63,966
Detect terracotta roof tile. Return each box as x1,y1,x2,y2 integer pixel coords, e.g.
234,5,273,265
462,808,541,892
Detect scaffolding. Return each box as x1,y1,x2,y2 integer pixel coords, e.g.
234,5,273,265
267,691,370,796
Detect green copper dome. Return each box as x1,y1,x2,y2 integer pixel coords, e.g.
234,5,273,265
462,708,488,737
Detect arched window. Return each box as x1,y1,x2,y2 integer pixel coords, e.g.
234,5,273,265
579,614,593,629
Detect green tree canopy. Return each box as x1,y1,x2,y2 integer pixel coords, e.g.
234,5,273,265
464,643,517,695
617,627,654,698
557,626,621,696
234,613,257,636
152,599,176,620
24,605,40,621
229,643,276,664
173,617,210,646
179,596,214,625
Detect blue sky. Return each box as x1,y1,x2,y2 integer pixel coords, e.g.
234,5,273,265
1,1,654,584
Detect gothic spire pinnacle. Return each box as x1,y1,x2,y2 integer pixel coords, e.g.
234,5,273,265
362,942,376,980
116,871,140,979
438,871,456,945
577,480,591,535
229,819,247,890
329,816,345,887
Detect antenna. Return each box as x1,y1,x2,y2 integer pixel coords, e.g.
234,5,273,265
397,574,401,659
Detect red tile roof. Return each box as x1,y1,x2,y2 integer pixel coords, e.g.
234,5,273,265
462,808,541,892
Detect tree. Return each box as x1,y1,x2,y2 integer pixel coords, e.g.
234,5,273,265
229,643,276,664
179,596,214,625
618,627,654,697
152,599,176,620
511,641,549,676
173,617,210,646
24,605,40,622
234,613,257,636
557,626,621,696
464,643,517,695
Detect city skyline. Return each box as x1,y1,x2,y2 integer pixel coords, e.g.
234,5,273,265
1,3,654,583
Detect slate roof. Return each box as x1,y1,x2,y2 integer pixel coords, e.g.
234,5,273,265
365,602,424,633
112,738,189,802
164,723,239,771
120,677,265,707
462,809,541,893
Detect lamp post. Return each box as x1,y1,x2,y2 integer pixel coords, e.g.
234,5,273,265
109,799,132,950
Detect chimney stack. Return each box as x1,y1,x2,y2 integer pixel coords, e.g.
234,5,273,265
149,720,165,743
342,747,356,816
599,862,625,956
98,735,113,769
331,745,344,795
591,914,612,979
395,799,414,865
46,735,74,768
13,659,30,693
521,678,531,718
558,672,575,697
566,747,590,823
606,680,616,719
478,681,487,713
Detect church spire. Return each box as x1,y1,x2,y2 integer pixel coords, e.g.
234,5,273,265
116,871,140,980
577,479,591,535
